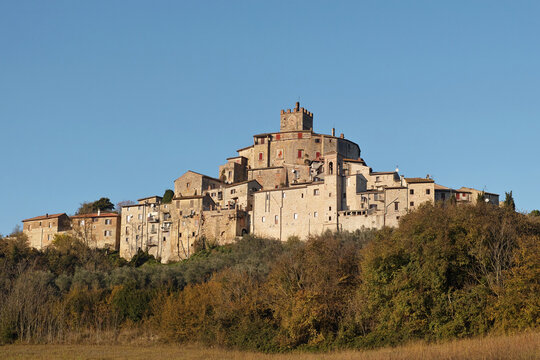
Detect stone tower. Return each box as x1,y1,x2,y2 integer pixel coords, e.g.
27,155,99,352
280,102,313,132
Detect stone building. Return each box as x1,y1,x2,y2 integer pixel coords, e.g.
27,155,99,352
21,211,120,251
64,211,120,250
22,213,71,249
114,102,499,261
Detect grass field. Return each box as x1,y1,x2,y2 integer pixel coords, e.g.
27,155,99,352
0,332,538,360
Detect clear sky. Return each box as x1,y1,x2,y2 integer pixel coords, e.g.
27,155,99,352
1,1,539,235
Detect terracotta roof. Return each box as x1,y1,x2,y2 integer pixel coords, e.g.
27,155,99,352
175,170,222,183
137,195,162,201
225,179,262,188
70,212,119,219
405,177,435,184
372,171,397,175
434,184,453,191
343,158,367,164
22,213,66,222
173,195,207,200
236,145,254,152
457,187,499,196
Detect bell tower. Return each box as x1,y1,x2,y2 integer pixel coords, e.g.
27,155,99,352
280,102,313,132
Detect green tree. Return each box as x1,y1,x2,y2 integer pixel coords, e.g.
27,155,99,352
529,209,540,217
503,191,516,211
162,189,174,204
76,197,115,214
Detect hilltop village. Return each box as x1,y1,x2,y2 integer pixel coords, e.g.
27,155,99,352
22,103,499,262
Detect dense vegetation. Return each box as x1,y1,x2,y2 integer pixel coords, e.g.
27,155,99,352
0,202,538,351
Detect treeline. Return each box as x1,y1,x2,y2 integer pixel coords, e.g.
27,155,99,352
0,203,538,351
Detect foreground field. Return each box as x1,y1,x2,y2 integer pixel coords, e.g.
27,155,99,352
1,332,538,360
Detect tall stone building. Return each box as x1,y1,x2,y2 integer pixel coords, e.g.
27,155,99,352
119,102,499,262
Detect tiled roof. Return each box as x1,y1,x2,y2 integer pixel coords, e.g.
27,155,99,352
405,177,435,184
22,213,66,222
70,212,119,218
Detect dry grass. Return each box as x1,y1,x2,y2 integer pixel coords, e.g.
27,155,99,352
0,331,538,360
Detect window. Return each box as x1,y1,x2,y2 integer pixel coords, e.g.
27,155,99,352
262,216,266,223
48,222,52,228
426,189,431,195
218,192,223,200
192,232,195,237
329,162,334,174
136,235,140,240
125,227,129,235
125,237,129,243
179,233,182,238
301,193,304,198
395,202,399,211
228,171,232,178
343,193,346,198
297,149,303,158
410,201,414,207
126,215,131,223
259,152,263,161
186,182,190,189
231,189,236,194
276,134,280,140
47,234,51,241
293,213,298,220
276,149,283,159
105,219,112,225
274,215,278,224
93,218,98,222
329,193,332,197
410,189,414,195
260,138,265,144
316,151,321,159
298,133,302,139
329,216,332,221
314,212,318,218
282,192,286,198
376,176,380,182
138,214,143,220
315,138,320,143
329,206,332,211
104,230,112,236
313,189,320,195
138,225,141,230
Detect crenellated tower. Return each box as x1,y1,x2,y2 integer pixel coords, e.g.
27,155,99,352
280,102,313,132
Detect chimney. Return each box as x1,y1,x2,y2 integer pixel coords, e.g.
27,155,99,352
340,133,344,139
332,128,335,136
295,102,300,111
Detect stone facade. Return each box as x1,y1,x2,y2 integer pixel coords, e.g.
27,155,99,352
22,212,120,251
22,213,71,249
116,102,499,261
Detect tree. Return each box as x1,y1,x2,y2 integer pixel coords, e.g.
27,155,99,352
503,191,516,211
76,198,115,215
529,209,540,217
116,200,136,210
162,189,174,204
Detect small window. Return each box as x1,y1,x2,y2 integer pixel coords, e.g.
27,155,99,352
426,189,431,195
260,138,265,144
293,213,298,220
138,225,141,230
93,218,98,222
231,189,236,194
329,193,332,197
125,237,129,243
314,189,320,196
329,216,332,221
262,216,266,223
316,151,321,159
47,234,51,241
138,214,143,220
329,206,332,211
282,192,286,198
274,215,278,224
192,232,195,237
410,201,414,207
186,183,190,189
105,219,112,225
315,138,320,143
410,189,414,195
314,212,318,218
276,134,281,140
125,227,129,234
376,176,380,182
395,202,399,211
259,152,263,161
297,149,303,158
104,230,112,236
298,133,303,139
48,222,52,228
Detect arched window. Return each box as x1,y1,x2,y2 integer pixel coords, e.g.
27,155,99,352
329,162,334,175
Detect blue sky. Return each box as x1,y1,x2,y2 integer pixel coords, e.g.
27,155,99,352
1,1,539,234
